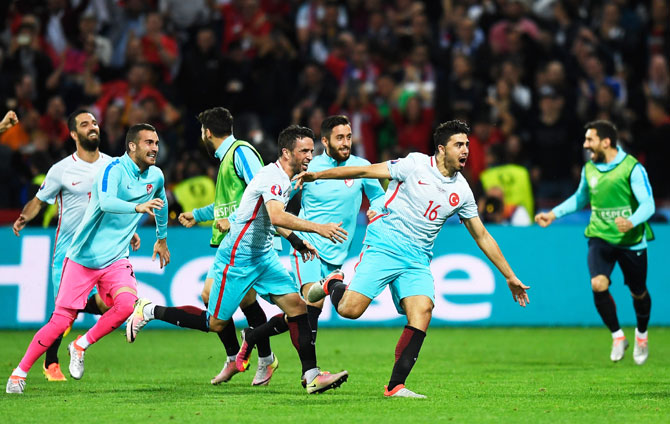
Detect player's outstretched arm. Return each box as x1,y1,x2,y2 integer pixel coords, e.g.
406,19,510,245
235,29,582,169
463,216,530,307
13,197,47,236
266,200,347,243
534,211,556,228
293,162,391,188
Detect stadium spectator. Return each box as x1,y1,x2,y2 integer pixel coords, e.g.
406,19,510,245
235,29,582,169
642,96,670,201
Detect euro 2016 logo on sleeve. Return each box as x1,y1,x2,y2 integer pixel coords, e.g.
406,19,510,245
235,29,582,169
271,184,282,196
146,184,153,194
449,192,460,206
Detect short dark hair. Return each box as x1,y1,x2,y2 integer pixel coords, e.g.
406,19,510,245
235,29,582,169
433,120,470,149
584,120,618,148
126,123,157,152
196,107,233,138
320,115,350,141
67,109,94,132
278,125,315,157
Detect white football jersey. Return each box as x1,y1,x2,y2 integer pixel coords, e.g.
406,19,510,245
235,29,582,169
36,152,112,258
216,161,292,266
364,152,478,262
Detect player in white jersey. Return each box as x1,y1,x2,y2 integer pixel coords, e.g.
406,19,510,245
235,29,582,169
296,120,530,398
11,110,134,382
128,125,350,394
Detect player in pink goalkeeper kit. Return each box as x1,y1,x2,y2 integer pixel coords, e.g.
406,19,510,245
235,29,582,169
6,123,169,394
296,120,531,398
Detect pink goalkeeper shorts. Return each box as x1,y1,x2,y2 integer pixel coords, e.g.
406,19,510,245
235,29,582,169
55,258,137,310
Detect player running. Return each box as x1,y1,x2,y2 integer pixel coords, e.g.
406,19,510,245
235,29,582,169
128,125,349,394
291,115,385,337
6,123,169,394
535,120,654,364
295,120,530,398
130,107,278,386
10,110,135,382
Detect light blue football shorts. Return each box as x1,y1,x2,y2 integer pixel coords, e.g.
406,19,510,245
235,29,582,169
348,245,434,315
208,252,298,321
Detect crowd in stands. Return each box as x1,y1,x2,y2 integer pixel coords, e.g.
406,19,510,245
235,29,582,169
1,0,669,226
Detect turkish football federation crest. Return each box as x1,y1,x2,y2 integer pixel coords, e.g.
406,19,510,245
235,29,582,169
449,192,460,206
344,179,354,187
146,184,153,194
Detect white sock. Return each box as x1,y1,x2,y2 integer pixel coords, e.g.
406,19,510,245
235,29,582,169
12,367,28,378
304,367,319,383
76,334,91,350
635,328,648,339
612,329,625,339
258,354,274,366
227,355,237,363
143,303,155,320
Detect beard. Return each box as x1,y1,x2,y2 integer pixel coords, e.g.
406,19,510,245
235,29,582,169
202,136,215,156
327,144,351,163
589,149,605,162
78,131,100,152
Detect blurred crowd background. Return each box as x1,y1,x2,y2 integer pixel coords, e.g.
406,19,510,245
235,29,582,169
1,0,669,227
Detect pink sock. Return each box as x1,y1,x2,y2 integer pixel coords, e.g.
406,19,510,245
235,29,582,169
18,307,77,373
84,292,136,344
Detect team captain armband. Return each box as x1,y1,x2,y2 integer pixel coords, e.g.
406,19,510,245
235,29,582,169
287,232,306,251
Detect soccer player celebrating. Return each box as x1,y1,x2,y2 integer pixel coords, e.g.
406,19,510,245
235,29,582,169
11,110,124,382
291,115,385,338
6,123,169,394
295,120,530,398
130,107,279,386
535,120,654,365
129,125,349,394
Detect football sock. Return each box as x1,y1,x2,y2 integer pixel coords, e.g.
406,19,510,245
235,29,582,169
327,280,347,310
245,314,288,345
387,326,426,391
593,290,620,333
307,305,321,342
19,307,77,372
84,292,135,344
44,333,63,367
154,305,209,332
82,295,103,315
242,301,271,358
287,314,317,374
76,334,91,349
12,367,28,378
632,292,651,333
612,329,624,339
217,319,240,356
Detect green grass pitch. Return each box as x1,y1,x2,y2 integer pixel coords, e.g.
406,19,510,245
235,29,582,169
2,328,668,423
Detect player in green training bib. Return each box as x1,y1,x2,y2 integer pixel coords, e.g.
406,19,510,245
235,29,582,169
535,120,655,365
126,108,278,386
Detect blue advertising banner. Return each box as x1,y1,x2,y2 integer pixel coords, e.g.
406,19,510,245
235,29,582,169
0,225,667,328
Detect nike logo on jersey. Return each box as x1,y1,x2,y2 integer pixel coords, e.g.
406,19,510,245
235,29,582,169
314,181,326,185
418,180,429,185
38,340,48,347
71,181,82,186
